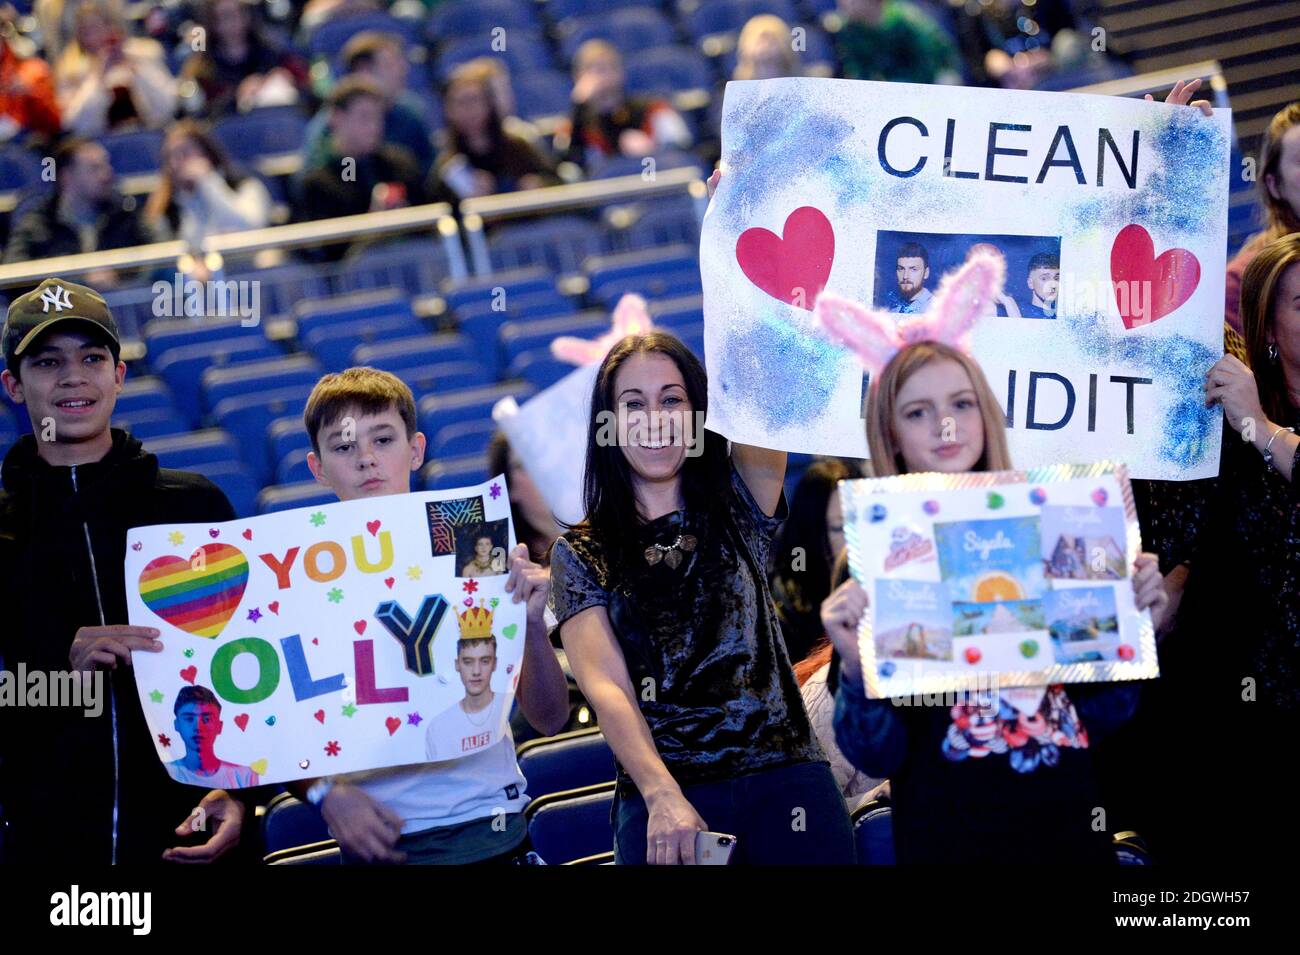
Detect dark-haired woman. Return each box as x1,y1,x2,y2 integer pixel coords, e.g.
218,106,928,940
143,119,271,252
548,331,854,865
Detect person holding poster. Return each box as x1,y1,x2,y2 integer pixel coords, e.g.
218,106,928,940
550,332,855,865
0,279,254,865
294,368,568,865
814,256,1169,864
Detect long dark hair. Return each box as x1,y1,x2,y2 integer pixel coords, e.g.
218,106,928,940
575,332,729,560
772,457,860,595
442,61,507,159
143,119,244,232
488,430,550,563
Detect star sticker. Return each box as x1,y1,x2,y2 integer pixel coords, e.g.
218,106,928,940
341,703,357,718
247,607,262,623
407,712,423,726
462,579,478,594
157,733,171,748
167,531,185,546
327,587,343,603
324,740,341,756
149,689,163,704
310,511,327,527
406,565,422,580
489,483,502,499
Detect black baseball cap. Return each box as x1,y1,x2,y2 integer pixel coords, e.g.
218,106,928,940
2,278,120,374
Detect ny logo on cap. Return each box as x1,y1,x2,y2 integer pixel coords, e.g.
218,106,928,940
40,284,73,313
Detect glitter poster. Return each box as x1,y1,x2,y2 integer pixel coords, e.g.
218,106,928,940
702,78,1231,480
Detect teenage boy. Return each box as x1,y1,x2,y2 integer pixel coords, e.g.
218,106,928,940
296,367,568,864
0,279,251,864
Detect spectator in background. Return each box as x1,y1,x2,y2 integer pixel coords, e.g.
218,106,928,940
831,0,961,85
179,0,307,117
557,40,691,173
142,119,271,251
488,431,561,565
952,0,1076,88
302,31,434,171
34,0,85,64
428,60,557,204
733,15,802,81
0,11,61,143
293,76,426,258
1226,101,1300,334
467,57,541,145
3,137,157,287
769,457,861,666
55,0,177,136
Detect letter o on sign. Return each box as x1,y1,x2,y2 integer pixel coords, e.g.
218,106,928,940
211,637,281,704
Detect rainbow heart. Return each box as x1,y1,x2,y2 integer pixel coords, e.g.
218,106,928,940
139,544,248,639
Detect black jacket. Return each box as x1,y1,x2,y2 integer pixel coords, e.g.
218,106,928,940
2,190,158,264
0,429,241,864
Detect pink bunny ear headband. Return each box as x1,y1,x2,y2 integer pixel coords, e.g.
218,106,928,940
812,250,1007,378
550,293,654,366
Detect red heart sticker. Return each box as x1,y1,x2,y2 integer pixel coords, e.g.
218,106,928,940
311,638,318,645
384,577,395,589
242,528,253,540
366,520,381,537
353,620,367,635
180,665,198,684
1110,224,1200,329
267,601,279,614
234,713,249,731
735,206,834,311
385,716,401,736
1117,644,1135,661
314,709,325,723
964,647,982,665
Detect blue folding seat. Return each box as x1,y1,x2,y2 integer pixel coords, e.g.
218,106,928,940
268,416,313,469
262,793,331,855
557,9,677,60
305,317,426,372
111,406,192,440
419,453,491,490
625,45,715,97
101,284,168,344
585,244,702,305
337,239,453,299
202,354,323,416
0,406,22,450
499,313,608,368
507,349,572,391
213,106,309,163
428,0,538,40
418,383,535,441
99,128,165,176
402,361,495,398
308,13,421,59
293,289,416,341
213,386,314,481
143,314,268,358
676,322,706,360
153,336,281,424
525,783,616,865
0,142,44,192
185,460,261,518
548,0,660,19
276,447,315,485
649,294,704,334
222,263,332,321
488,216,611,275
436,32,553,81
143,429,242,470
587,148,707,181
432,420,497,460
351,333,476,373
256,481,339,514
853,800,896,865
516,729,616,801
618,197,703,251
115,377,179,420
686,0,798,41
511,70,573,123
443,268,557,313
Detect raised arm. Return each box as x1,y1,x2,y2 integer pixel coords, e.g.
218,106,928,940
730,443,787,518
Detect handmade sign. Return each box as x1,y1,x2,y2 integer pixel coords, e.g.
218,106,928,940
840,461,1157,700
702,78,1231,480
125,476,525,787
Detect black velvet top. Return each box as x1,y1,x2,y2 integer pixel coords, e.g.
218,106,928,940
549,463,825,788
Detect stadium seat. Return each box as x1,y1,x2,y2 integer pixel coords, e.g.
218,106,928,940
111,406,191,440
99,128,165,177
0,142,45,192
511,69,573,122
261,793,331,856
276,447,314,485
431,420,497,459
143,429,242,470
337,239,453,298
524,782,617,865
516,728,616,801
402,361,495,398
686,0,799,42
442,268,557,313
143,314,269,359
221,262,333,321
152,336,282,424
1114,832,1153,865
419,453,491,489
487,216,612,275
548,0,660,20
852,799,895,865
499,312,608,368
293,289,417,340
305,316,429,372
436,32,554,81
351,334,476,373
185,460,261,518
587,149,707,181
268,416,313,467
213,106,310,163
616,197,702,250
213,386,314,480
429,0,538,40
456,293,575,366
265,840,342,865
557,9,678,60
114,377,180,420
625,45,715,97
202,354,324,416
0,406,19,450
648,293,704,333
308,12,422,59
507,349,573,391
256,480,339,514
585,244,702,304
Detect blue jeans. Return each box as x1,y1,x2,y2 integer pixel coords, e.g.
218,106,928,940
613,760,855,865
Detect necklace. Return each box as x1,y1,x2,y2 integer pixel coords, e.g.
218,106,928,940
472,555,493,570
644,533,697,569
463,699,493,726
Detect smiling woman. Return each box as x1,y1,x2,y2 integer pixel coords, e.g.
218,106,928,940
549,330,855,866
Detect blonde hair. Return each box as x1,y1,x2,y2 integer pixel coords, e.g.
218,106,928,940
734,15,800,81
865,342,1012,476
1255,103,1300,246
1239,232,1300,423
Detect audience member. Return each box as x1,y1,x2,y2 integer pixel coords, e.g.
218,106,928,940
179,0,307,117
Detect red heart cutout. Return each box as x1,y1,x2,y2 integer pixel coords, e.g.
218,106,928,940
234,713,249,731
1110,224,1200,329
384,577,395,589
366,520,381,537
268,601,279,614
180,665,198,684
353,620,367,635
314,709,325,723
735,206,834,311
385,716,401,736
242,529,253,540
